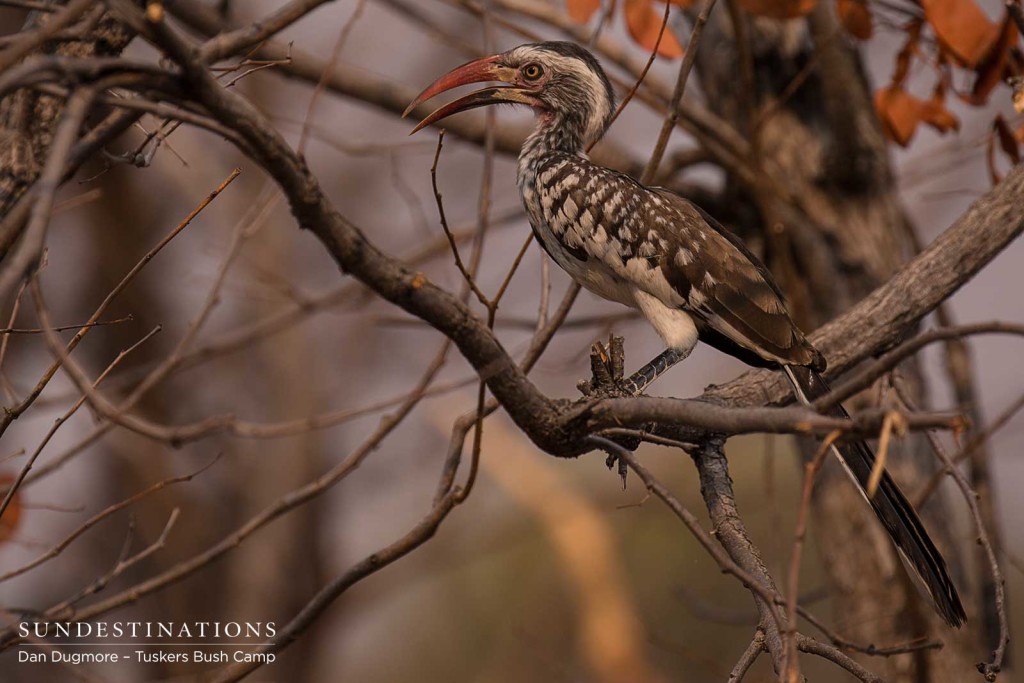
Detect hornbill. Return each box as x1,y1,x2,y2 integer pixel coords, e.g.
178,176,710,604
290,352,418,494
405,41,965,627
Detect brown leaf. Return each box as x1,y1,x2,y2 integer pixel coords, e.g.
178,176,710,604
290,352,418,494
969,16,1019,104
624,0,684,58
891,21,923,87
666,0,697,5
838,0,872,39
875,87,921,146
918,98,960,133
921,0,1002,68
738,0,816,20
921,81,961,134
566,0,602,23
874,86,960,146
0,476,20,545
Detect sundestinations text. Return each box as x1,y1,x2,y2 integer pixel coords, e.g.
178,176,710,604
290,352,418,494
18,621,276,639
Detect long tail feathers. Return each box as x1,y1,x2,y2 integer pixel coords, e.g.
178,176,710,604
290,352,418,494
783,364,966,628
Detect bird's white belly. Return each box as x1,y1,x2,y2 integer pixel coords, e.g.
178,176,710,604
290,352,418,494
518,154,639,308
565,254,635,306
526,208,635,307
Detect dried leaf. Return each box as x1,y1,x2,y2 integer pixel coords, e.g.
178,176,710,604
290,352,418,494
891,21,923,87
875,86,921,146
874,86,960,146
624,0,684,58
923,80,961,134
0,476,20,545
666,0,696,5
738,0,816,20
921,0,1002,67
567,0,602,23
969,16,1019,104
838,0,872,39
918,98,960,133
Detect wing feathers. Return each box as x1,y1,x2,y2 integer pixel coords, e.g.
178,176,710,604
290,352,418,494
528,154,823,370
648,190,822,369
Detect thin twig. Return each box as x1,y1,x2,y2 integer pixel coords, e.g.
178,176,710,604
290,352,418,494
491,231,534,308
896,381,1009,681
814,322,1024,412
0,315,132,335
296,0,366,156
0,281,26,403
429,131,489,306
592,0,673,150
4,339,453,649
0,326,161,524
795,604,944,657
43,509,180,616
797,635,883,682
784,431,841,682
915,389,1024,507
0,455,217,583
588,437,786,628
0,167,240,439
195,0,335,64
641,0,717,184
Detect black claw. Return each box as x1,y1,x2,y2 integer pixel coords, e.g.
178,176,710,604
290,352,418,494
603,451,629,490
580,336,641,398
581,336,639,486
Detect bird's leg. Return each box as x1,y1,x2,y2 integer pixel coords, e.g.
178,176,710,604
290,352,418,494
576,339,688,486
621,347,688,395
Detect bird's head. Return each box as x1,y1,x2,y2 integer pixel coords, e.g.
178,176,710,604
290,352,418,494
404,42,615,151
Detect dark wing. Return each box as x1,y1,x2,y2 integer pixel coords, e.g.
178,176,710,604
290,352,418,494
648,188,824,370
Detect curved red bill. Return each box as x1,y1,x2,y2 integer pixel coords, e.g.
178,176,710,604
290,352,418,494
405,55,534,134
404,55,502,118
408,87,533,134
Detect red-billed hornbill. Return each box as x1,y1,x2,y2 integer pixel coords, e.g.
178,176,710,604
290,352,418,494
405,41,965,627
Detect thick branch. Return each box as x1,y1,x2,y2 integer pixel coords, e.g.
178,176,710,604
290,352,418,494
692,439,788,673
703,165,1024,410
105,6,1024,458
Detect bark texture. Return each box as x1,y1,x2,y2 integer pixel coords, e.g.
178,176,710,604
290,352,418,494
0,6,135,217
685,4,984,679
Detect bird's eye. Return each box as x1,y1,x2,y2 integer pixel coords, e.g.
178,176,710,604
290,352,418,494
522,63,544,81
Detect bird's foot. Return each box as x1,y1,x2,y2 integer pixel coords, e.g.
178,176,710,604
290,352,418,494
576,335,641,399
577,335,639,489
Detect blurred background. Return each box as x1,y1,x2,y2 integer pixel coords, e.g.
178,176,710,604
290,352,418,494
0,1,1021,681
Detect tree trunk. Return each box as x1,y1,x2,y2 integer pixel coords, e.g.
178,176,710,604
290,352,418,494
685,4,985,679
